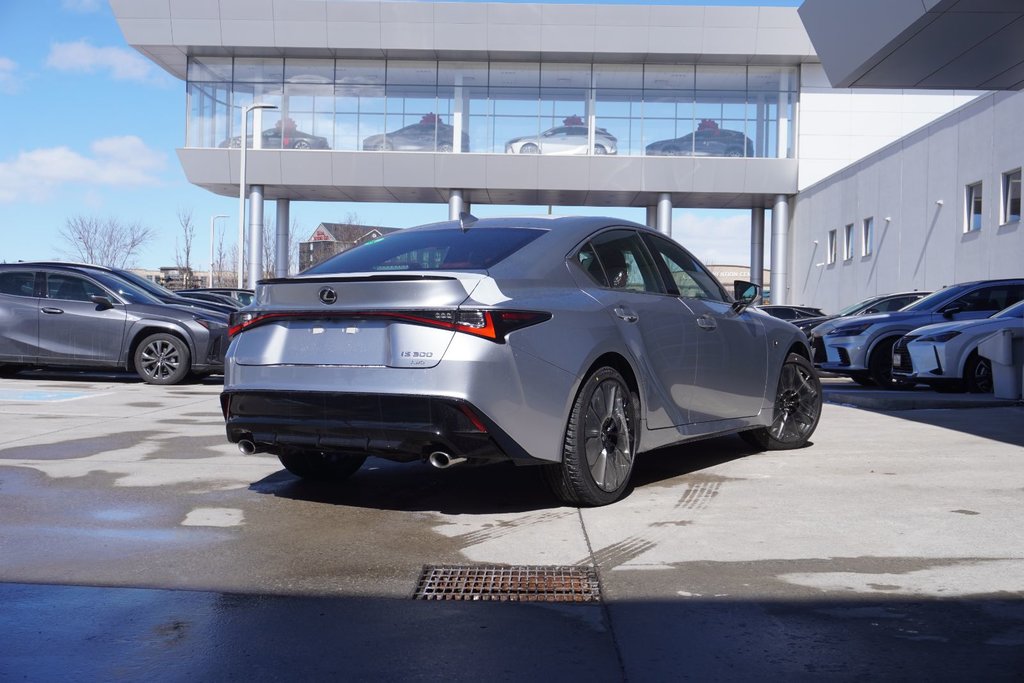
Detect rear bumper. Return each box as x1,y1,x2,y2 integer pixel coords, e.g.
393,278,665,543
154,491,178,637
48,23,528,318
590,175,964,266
221,390,537,464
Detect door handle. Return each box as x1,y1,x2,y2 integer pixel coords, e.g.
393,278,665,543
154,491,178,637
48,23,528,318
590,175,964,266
696,313,717,330
614,306,638,323
42,307,64,315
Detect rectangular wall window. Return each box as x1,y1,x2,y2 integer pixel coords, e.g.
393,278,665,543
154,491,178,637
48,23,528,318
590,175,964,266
843,224,853,261
862,217,874,257
966,182,983,232
826,229,837,265
1003,170,1021,224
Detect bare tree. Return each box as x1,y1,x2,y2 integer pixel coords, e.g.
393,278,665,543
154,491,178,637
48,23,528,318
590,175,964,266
262,218,301,279
212,232,235,288
174,209,196,289
59,216,155,268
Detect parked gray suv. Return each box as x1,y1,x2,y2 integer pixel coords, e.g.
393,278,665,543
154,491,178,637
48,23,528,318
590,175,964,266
814,279,1024,387
0,263,227,384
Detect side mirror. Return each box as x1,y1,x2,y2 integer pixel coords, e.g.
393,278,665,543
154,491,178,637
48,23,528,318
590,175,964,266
941,304,963,318
731,280,760,312
863,307,878,314
90,295,114,310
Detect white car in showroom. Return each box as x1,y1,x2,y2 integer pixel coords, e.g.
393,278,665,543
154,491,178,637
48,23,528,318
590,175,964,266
891,299,1024,393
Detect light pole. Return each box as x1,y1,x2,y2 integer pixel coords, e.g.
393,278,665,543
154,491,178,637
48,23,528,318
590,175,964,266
209,214,228,287
237,102,277,288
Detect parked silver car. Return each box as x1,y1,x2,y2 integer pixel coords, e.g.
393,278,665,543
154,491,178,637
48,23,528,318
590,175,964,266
505,125,617,155
221,216,821,506
0,263,227,384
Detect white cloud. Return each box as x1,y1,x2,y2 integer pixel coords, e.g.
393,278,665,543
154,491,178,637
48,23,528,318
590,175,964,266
61,0,102,12
0,136,166,203
0,57,19,95
46,40,156,83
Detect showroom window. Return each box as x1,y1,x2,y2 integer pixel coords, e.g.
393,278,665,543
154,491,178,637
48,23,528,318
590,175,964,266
1003,170,1021,224
966,182,983,232
862,217,874,257
843,224,853,261
826,229,837,265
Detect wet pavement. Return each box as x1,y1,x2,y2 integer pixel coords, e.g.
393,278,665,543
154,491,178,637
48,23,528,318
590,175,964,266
1,369,1023,680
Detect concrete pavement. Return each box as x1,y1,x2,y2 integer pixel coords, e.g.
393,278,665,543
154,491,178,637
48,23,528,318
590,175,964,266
1,369,1022,680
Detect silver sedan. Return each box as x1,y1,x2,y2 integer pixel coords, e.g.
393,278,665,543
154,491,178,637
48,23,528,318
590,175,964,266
222,216,821,506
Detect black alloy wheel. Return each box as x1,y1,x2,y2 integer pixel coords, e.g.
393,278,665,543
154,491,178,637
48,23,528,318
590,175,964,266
741,353,822,451
964,352,993,394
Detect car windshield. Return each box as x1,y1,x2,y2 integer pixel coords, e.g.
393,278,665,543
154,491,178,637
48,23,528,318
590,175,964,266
900,285,967,312
305,227,547,274
88,271,163,305
837,296,883,316
114,269,175,298
993,300,1024,319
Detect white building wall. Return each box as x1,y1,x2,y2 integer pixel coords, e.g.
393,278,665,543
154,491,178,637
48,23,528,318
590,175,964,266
791,90,1024,313
798,64,979,190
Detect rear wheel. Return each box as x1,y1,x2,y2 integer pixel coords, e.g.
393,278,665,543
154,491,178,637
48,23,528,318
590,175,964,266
593,144,607,155
134,333,191,385
741,353,822,451
292,139,311,150
964,351,993,394
520,143,540,154
544,367,638,507
277,450,366,482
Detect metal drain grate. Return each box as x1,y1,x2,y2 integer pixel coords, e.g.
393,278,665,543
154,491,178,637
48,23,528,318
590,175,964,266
413,565,601,602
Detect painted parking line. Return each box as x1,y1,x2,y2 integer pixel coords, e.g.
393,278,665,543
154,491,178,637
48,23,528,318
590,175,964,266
0,389,103,402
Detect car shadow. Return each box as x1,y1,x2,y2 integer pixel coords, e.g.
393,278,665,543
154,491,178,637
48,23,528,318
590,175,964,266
249,434,760,514
0,368,223,386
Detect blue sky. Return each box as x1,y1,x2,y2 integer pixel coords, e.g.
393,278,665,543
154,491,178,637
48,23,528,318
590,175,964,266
0,0,800,271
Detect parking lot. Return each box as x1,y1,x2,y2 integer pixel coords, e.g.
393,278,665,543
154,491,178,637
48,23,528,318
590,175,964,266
1,370,1023,680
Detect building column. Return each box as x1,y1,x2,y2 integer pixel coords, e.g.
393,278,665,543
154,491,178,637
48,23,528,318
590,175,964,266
275,199,290,278
449,190,469,220
657,193,672,235
750,207,765,290
646,206,657,229
246,184,264,289
770,194,789,304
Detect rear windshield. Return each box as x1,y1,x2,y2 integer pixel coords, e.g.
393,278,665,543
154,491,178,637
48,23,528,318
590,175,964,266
304,227,546,274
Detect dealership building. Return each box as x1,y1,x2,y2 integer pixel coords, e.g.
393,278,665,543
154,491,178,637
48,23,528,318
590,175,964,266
111,0,1022,307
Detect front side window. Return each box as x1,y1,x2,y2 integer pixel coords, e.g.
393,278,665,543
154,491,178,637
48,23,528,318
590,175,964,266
966,182,983,232
826,230,837,265
952,285,1024,314
582,230,666,294
0,271,36,298
45,273,106,302
862,217,874,257
1003,170,1021,224
642,234,727,302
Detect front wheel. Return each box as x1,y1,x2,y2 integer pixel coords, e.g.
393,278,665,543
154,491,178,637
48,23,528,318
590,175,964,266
134,333,191,385
868,337,910,389
519,143,540,154
544,367,638,506
963,351,993,394
741,353,822,451
277,450,366,482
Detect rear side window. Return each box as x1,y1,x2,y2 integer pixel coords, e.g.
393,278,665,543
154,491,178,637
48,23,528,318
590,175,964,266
305,228,546,274
0,271,36,297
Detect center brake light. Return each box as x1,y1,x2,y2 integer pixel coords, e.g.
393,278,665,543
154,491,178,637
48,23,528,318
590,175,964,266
229,309,551,343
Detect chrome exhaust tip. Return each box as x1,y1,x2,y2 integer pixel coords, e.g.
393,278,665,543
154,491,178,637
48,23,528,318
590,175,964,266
428,451,467,469
237,439,259,455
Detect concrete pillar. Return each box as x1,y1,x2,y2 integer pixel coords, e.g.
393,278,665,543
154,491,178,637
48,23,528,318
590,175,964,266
771,194,789,305
646,206,657,229
449,190,465,220
657,193,672,235
246,184,264,289
275,199,290,278
750,208,765,290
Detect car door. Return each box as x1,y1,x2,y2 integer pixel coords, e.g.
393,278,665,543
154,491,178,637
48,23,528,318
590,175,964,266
643,234,768,422
578,230,698,429
38,271,128,363
0,269,41,363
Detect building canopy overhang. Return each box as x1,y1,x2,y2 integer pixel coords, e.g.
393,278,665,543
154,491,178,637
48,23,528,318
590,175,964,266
799,0,1024,90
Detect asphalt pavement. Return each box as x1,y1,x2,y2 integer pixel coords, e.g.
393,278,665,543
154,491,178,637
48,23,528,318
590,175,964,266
1,369,1022,681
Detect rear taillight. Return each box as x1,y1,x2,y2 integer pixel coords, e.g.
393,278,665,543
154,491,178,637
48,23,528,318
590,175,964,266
228,309,550,343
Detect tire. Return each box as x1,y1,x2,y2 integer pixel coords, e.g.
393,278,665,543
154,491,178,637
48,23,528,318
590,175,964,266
963,351,993,394
134,333,191,385
868,337,909,389
0,364,22,378
593,145,607,155
725,148,743,157
741,353,822,451
438,142,453,153
544,367,638,507
662,146,681,156
277,450,366,482
520,143,540,154
850,373,876,387
292,139,311,150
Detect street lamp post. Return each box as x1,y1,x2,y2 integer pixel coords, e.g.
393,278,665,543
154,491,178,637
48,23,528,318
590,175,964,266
237,102,277,288
209,214,228,287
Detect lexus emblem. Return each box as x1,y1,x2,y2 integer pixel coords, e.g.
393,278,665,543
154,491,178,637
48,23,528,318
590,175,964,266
318,287,337,305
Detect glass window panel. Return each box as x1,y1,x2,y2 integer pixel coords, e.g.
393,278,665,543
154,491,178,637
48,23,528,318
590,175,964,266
862,217,874,256
387,61,437,86
540,88,587,130
747,66,798,92
597,89,641,156
493,86,540,152
188,56,232,82
234,58,284,83
644,65,694,91
643,90,694,151
1003,170,1021,223
336,59,385,85
695,65,746,91
187,82,233,148
284,58,334,84
966,182,983,232
439,61,488,87
490,63,539,88
466,86,493,152
827,230,837,265
843,224,854,261
541,63,591,89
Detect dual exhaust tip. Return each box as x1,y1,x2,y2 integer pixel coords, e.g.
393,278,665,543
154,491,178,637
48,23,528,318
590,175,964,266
239,440,466,470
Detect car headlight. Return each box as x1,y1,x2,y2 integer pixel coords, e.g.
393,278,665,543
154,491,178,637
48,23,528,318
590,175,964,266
917,330,961,343
827,322,872,337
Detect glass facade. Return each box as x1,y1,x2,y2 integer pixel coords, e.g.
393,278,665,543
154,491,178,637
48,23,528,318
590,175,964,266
187,58,798,158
